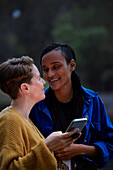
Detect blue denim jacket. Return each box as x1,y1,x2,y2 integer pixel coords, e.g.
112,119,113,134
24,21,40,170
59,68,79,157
30,87,113,168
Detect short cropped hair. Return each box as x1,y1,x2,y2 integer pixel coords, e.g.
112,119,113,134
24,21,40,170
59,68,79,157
40,43,84,118
0,56,34,99
40,42,76,65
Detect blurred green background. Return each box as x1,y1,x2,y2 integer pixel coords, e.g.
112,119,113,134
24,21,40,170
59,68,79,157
0,0,113,108
0,0,113,168
0,0,113,92
0,0,113,113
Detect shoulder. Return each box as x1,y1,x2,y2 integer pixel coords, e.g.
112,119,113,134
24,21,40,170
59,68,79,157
82,86,105,105
0,107,25,128
82,86,98,98
82,87,106,110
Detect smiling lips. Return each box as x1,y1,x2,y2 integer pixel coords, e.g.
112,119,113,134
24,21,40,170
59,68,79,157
49,77,59,83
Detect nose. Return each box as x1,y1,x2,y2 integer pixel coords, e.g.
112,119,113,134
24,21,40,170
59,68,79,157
41,78,46,85
48,69,55,78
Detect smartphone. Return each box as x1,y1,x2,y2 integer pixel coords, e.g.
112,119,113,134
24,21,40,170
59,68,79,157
66,118,88,132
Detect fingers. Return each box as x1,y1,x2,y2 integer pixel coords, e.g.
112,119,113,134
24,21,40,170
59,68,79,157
45,130,79,152
53,138,73,152
60,137,74,147
50,131,62,136
73,132,82,142
55,151,69,160
52,130,77,151
63,128,79,138
55,152,64,160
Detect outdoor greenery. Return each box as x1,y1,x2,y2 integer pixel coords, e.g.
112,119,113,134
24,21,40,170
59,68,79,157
0,0,113,110
51,1,113,91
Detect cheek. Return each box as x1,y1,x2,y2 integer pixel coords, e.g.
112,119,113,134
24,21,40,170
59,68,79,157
61,68,70,76
62,70,72,80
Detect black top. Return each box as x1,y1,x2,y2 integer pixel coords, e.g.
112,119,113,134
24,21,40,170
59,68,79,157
46,88,77,132
45,72,85,142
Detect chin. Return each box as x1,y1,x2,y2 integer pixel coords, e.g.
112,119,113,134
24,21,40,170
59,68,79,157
34,95,45,104
41,94,45,100
50,85,61,91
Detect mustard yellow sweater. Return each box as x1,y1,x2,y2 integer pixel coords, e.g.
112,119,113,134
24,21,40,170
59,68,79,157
0,107,57,170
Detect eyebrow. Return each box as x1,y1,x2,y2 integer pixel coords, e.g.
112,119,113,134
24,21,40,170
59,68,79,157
42,61,61,67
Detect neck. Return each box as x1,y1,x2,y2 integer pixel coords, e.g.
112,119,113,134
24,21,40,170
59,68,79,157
11,98,33,121
54,85,73,103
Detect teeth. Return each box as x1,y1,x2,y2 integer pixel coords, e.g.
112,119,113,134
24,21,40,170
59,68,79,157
50,78,59,82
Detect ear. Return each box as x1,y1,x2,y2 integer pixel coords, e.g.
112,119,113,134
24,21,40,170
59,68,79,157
20,83,29,93
70,59,76,71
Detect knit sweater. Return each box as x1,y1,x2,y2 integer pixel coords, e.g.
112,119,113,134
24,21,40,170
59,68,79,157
0,107,57,170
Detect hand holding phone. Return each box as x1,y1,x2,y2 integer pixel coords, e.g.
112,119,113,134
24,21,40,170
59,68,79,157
66,118,87,139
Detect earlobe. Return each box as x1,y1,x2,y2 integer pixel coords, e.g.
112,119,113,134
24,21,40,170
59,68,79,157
72,66,75,71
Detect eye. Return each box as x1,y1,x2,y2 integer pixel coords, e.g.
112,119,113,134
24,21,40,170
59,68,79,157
53,65,60,70
37,76,41,80
42,68,49,72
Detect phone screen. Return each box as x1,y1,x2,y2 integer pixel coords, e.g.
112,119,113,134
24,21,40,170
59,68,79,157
66,118,87,139
66,118,87,132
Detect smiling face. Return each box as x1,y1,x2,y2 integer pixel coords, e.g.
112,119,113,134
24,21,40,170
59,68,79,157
41,50,75,92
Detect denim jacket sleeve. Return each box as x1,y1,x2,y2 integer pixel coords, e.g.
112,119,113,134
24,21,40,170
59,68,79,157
84,94,113,168
29,100,53,138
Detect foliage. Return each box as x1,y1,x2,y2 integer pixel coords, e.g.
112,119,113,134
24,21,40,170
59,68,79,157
0,0,113,94
0,0,68,65
52,2,113,91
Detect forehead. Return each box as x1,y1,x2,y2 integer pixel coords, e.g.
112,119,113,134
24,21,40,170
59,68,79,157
42,50,66,65
32,64,40,75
